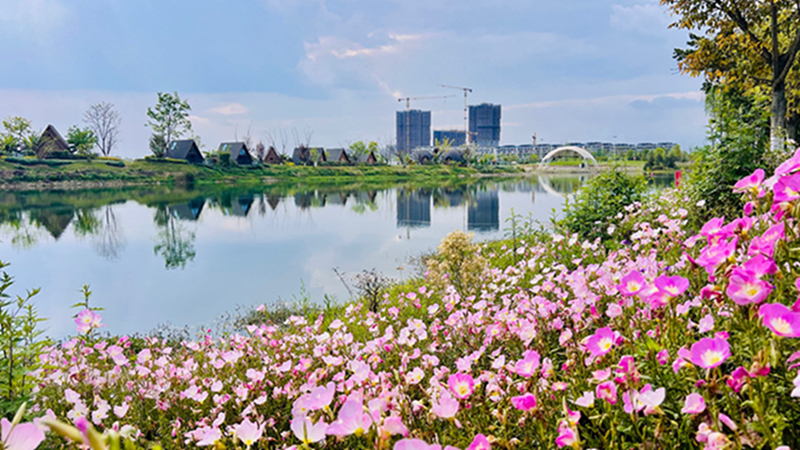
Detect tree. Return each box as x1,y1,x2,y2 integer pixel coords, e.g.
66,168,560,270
662,0,800,148
1,117,32,153
145,92,192,156
66,126,97,157
149,134,166,158
83,102,121,157
24,134,46,160
349,141,367,158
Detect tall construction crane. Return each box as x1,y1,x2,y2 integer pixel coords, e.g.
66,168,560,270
397,95,456,154
438,84,473,146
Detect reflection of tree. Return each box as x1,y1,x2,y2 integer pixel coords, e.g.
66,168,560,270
0,212,41,249
153,206,196,270
73,208,101,237
93,206,126,260
29,208,74,240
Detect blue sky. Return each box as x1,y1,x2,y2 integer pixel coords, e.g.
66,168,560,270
0,0,707,157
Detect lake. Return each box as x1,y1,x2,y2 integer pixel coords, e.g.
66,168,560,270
0,173,674,337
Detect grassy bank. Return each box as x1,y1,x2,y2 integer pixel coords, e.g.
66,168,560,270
0,157,525,191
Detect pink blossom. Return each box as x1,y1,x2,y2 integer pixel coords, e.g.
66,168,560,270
698,314,715,333
726,268,773,305
695,237,738,273
291,415,327,445
596,381,617,405
681,393,706,414
513,350,540,377
381,416,408,438
574,391,594,408
700,217,726,237
555,422,578,448
75,310,103,334
638,386,665,415
733,169,764,193
654,275,689,298
305,382,336,410
775,148,800,175
195,427,222,446
448,373,475,399
466,433,491,450
690,337,731,369
510,393,537,411
773,172,800,203
585,327,616,357
1,418,45,450
232,418,263,448
431,395,459,419
617,271,647,296
758,303,800,337
326,393,372,437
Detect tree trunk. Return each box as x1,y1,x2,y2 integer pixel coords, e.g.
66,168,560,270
771,81,788,151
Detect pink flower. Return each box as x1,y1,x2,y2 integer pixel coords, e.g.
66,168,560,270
725,268,773,305
381,416,408,438
585,327,616,357
681,393,706,414
555,422,578,448
466,433,491,450
305,382,336,410
232,419,263,448
596,381,617,405
510,393,537,411
758,303,800,337
431,395,459,419
617,271,647,296
1,418,45,450
514,350,540,377
638,386,665,415
773,172,800,203
574,391,594,408
75,309,103,334
695,238,738,273
195,427,222,446
733,168,764,193
448,373,475,399
326,393,372,437
291,415,327,445
653,275,689,298
700,217,726,237
775,148,800,175
394,439,434,450
690,337,730,369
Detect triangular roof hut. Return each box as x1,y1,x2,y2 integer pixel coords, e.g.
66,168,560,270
166,140,204,163
40,125,70,155
327,148,351,164
356,151,378,165
442,149,465,164
218,142,253,165
264,146,282,165
411,149,434,165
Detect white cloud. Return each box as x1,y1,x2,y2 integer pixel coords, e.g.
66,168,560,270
506,91,703,110
188,115,210,125
208,103,250,116
610,2,671,35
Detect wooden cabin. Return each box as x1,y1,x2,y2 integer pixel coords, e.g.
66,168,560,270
357,151,378,165
218,142,253,165
264,146,282,165
166,140,204,163
40,124,70,155
292,146,326,165
326,148,351,164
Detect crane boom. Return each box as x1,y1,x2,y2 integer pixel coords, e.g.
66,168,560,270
438,84,473,145
396,94,456,153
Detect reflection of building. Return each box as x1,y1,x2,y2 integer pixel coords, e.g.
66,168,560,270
469,104,501,148
30,207,74,239
266,195,281,210
169,198,205,221
231,195,254,217
434,189,465,208
468,191,499,232
433,130,466,147
396,110,431,154
294,192,313,210
397,189,431,228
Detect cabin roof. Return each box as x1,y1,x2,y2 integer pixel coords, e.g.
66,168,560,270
166,140,201,160
218,142,251,160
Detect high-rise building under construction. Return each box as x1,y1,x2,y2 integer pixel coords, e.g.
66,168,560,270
396,110,431,154
469,103,501,148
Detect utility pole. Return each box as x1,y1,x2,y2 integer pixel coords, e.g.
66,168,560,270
438,84,473,146
396,95,456,154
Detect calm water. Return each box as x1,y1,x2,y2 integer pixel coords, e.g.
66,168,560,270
0,174,673,337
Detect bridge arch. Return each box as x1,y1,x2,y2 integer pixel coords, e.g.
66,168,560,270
539,146,598,168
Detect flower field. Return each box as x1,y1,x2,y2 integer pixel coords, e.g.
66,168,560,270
17,152,800,449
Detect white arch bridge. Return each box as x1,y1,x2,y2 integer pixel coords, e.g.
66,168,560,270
538,146,598,168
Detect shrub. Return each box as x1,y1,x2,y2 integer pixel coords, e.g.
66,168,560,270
558,167,646,240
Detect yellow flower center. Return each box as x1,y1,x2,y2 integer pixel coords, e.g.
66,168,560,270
702,351,724,367
599,338,613,352
770,318,792,335
456,384,470,396
626,281,641,293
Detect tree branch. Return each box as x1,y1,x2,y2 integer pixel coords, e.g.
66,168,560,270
713,0,773,64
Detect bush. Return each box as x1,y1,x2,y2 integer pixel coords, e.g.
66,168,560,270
558,167,647,240
143,156,188,165
3,157,74,167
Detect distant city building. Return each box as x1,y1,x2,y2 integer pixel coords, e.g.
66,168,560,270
396,110,431,154
433,130,466,147
469,103,501,148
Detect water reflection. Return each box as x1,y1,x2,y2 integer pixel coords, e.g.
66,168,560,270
0,174,678,336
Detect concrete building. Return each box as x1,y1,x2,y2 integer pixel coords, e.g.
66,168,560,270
469,103,501,148
433,130,467,147
396,110,431,154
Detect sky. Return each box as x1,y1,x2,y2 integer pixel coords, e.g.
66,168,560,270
0,0,708,158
